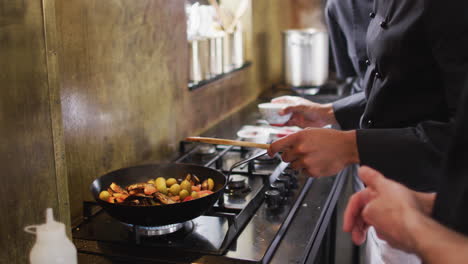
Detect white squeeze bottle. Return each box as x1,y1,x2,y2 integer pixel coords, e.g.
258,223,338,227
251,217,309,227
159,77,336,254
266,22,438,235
24,208,77,264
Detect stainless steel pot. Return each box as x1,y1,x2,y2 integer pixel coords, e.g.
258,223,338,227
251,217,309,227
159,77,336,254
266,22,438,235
222,32,233,73
282,29,329,87
231,22,244,69
222,23,244,73
189,37,210,83
208,36,223,76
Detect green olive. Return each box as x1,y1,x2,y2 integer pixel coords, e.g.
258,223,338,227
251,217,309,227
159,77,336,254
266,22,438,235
166,178,177,187
156,177,168,194
207,178,214,191
191,191,199,199
169,184,181,196
99,191,111,201
179,189,189,200
180,180,192,193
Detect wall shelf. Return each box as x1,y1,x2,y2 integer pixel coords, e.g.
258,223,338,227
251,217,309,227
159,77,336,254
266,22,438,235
188,62,252,91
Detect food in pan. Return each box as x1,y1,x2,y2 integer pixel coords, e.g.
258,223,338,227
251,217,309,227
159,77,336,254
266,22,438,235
99,173,215,206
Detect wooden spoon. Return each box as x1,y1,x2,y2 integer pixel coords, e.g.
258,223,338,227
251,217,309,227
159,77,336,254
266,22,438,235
208,0,232,31
185,136,270,149
226,0,249,33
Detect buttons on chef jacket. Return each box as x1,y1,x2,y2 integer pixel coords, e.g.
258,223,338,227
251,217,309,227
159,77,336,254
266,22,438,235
367,119,374,127
380,20,388,28
374,71,381,79
365,59,370,66
369,12,376,18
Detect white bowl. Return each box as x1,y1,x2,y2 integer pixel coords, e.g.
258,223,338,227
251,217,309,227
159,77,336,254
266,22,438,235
237,127,270,144
258,103,292,125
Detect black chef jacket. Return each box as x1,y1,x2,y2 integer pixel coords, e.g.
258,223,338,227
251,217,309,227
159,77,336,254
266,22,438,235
433,77,468,236
332,0,468,191
325,0,373,92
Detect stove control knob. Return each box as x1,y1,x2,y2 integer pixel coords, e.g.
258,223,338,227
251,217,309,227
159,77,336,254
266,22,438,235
283,167,298,177
270,182,286,197
281,172,298,189
276,175,291,190
265,189,282,209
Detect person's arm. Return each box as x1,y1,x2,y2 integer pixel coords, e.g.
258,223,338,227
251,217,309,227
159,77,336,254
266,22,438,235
425,0,468,119
332,92,366,130
344,167,468,264
356,120,454,191
268,127,359,177
324,1,356,80
271,96,337,128
343,166,437,248
269,92,366,130
409,212,468,264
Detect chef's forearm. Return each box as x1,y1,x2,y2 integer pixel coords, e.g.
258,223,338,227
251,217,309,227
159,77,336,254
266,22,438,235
410,213,468,264
322,103,338,126
342,130,360,164
413,191,436,215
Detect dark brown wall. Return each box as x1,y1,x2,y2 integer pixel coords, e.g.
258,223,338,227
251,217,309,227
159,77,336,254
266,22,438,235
0,0,70,263
56,0,258,225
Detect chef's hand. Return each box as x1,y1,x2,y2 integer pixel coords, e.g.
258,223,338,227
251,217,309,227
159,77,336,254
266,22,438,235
267,128,359,177
271,96,337,128
343,166,436,252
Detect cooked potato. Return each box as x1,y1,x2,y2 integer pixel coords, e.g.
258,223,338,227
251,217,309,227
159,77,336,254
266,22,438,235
191,191,199,199
180,180,192,193
201,180,208,190
99,190,111,201
179,189,189,200
166,178,177,187
207,178,214,191
155,177,168,194
169,184,181,196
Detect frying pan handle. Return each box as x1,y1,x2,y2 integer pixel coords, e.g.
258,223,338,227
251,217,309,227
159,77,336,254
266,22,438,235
227,150,268,182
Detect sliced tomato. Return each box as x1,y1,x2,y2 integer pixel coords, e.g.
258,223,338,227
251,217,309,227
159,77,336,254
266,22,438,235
198,190,214,197
183,196,194,202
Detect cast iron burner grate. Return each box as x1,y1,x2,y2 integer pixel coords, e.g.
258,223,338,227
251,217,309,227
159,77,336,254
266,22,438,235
195,144,218,155
121,221,192,236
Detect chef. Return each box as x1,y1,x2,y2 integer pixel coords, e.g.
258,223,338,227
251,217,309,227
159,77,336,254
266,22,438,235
325,0,373,94
268,0,468,191
343,77,468,263
268,0,468,262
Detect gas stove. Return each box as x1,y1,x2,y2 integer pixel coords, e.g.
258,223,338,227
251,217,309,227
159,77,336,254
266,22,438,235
73,102,347,264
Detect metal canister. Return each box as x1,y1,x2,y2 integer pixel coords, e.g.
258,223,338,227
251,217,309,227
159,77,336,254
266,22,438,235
208,35,223,77
222,33,233,73
189,37,210,83
282,28,329,87
231,22,244,69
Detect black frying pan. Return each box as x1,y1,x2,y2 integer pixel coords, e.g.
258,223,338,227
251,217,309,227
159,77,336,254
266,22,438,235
90,163,227,226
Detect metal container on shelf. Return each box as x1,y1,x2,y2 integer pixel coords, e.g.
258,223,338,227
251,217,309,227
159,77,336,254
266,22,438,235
282,28,329,87
208,35,223,76
189,37,210,83
231,22,244,69
222,32,233,73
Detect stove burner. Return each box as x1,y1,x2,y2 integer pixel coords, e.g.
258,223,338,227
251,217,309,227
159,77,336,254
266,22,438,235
254,153,279,164
228,175,247,189
226,175,251,196
196,144,217,155
121,221,193,236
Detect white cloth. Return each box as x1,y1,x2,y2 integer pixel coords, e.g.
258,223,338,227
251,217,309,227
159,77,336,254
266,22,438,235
352,170,421,264
365,227,421,264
